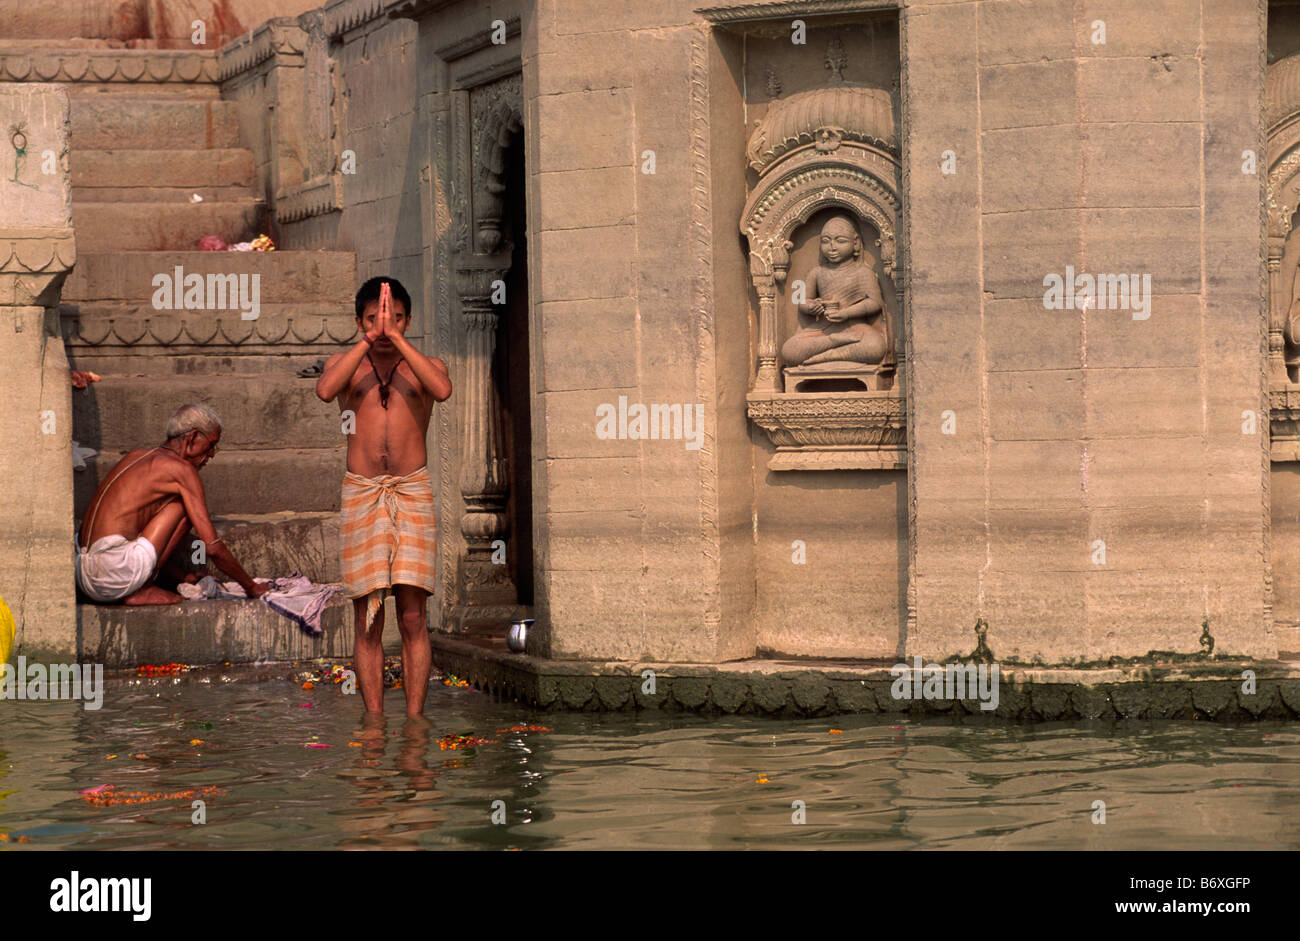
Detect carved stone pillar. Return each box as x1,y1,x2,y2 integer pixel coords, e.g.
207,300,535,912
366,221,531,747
1269,240,1287,381
0,84,77,660
753,272,780,391
455,254,514,605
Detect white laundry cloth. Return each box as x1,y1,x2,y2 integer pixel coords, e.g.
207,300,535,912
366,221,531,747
76,535,157,602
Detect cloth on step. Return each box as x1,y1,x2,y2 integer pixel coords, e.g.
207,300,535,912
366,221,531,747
175,575,247,601
262,574,342,636
76,535,158,603
176,573,342,636
339,464,437,627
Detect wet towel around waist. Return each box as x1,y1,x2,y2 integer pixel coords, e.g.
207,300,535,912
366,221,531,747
339,465,437,625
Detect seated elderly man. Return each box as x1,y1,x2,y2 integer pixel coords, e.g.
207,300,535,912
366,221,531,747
76,403,268,605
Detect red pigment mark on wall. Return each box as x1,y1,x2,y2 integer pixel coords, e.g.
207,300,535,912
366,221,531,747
108,0,151,43
207,0,250,47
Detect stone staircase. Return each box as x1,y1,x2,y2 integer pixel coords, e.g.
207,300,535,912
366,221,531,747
0,41,369,664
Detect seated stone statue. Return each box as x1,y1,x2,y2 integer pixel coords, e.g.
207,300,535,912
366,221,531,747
781,215,889,368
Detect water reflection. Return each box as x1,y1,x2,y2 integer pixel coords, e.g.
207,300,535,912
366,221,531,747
0,678,1295,850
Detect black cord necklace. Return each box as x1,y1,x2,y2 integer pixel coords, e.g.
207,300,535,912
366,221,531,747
367,352,401,408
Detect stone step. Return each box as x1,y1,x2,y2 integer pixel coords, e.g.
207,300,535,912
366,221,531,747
72,373,345,452
68,95,239,150
66,350,346,378
75,448,347,517
63,251,356,303
73,185,261,203
72,199,266,252
213,511,342,585
0,45,221,87
78,593,405,669
78,595,354,668
72,147,255,191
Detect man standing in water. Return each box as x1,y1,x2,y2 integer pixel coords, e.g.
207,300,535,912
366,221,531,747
316,277,452,715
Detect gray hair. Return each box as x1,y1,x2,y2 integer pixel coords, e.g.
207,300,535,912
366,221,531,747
165,403,222,440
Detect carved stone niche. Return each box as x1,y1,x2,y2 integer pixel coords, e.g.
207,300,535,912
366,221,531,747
1267,51,1300,459
740,82,903,471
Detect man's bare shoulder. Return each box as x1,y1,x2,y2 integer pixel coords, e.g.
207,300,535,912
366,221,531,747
149,448,199,487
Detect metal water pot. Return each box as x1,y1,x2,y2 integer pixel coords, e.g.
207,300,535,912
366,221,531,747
507,618,533,653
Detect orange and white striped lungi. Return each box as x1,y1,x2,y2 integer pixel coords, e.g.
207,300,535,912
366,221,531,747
339,465,437,625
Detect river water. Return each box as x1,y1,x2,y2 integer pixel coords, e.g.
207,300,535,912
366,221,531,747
1,671,1296,850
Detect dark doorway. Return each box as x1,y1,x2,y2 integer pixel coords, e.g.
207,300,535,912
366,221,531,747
493,135,534,606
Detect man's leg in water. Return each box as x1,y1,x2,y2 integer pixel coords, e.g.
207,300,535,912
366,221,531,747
394,584,431,716
352,597,385,713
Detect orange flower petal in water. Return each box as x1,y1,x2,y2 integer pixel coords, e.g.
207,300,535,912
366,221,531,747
301,681,314,690
829,729,844,734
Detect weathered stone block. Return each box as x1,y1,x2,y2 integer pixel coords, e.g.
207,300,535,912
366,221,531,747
710,677,748,713
982,126,1081,213
1079,56,1199,123
988,369,1084,440
988,439,1084,505
535,89,632,173
749,675,791,714
1085,366,1203,438
1070,685,1116,718
985,296,1082,371
536,225,633,300
1083,124,1200,208
979,60,1076,130
671,676,709,709
830,680,877,713
1030,683,1071,719
1081,208,1201,296
1074,0,1201,57
1191,680,1237,717
1084,293,1199,368
977,0,1075,66
983,209,1081,300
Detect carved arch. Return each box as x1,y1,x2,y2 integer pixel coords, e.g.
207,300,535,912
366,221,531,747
470,74,523,254
740,144,902,392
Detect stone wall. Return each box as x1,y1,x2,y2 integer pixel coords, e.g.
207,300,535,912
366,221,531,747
906,0,1270,662
0,85,77,661
326,11,422,292
211,0,1284,666
525,0,759,661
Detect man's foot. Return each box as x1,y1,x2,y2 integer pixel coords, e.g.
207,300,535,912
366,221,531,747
122,584,184,605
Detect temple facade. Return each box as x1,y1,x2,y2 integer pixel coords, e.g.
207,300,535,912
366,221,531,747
2,0,1298,668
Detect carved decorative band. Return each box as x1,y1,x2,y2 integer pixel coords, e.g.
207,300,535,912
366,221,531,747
61,312,358,347
0,231,75,274
747,391,905,470
697,0,900,22
275,173,344,223
218,20,307,81
1268,143,1300,238
437,17,521,60
0,50,218,84
1269,52,1300,130
325,0,394,38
